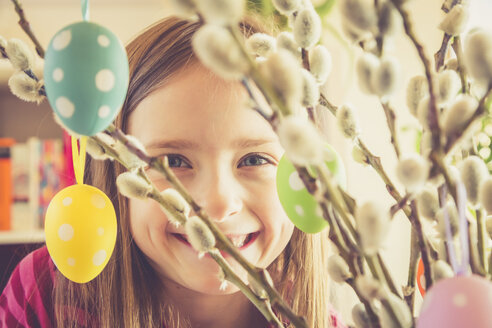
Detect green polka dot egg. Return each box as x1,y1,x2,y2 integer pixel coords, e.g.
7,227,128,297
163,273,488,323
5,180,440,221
276,144,346,234
44,184,117,283
44,21,129,136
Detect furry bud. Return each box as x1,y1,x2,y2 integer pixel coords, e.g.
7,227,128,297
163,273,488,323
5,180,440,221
463,29,492,83
116,172,152,199
160,188,191,224
196,0,244,25
246,33,276,57
277,115,324,165
417,186,440,220
309,45,332,85
300,69,319,107
406,75,428,116
355,275,386,300
442,94,478,136
479,178,492,214
396,154,429,191
352,144,369,165
169,0,196,18
437,69,461,104
337,104,360,140
352,303,371,328
260,49,303,111
276,32,301,59
460,155,488,206
193,24,249,80
356,52,379,94
355,201,390,255
185,216,216,253
327,254,352,283
272,0,302,15
340,0,377,32
0,36,7,56
416,96,431,129
431,260,455,282
86,137,111,160
8,71,44,103
293,8,322,49
436,201,460,237
380,293,413,328
438,5,469,36
5,38,34,71
113,135,148,170
372,56,399,97
378,1,398,36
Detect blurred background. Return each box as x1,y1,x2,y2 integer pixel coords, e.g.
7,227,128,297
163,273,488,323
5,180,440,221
0,0,491,325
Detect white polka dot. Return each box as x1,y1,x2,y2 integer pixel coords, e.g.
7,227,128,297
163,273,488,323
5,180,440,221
67,258,76,266
91,194,106,209
53,29,71,50
453,293,467,307
98,105,111,118
98,34,110,47
53,68,64,82
288,172,304,191
295,205,305,216
97,227,104,236
58,224,74,241
93,250,107,266
95,69,115,92
56,97,75,118
62,197,72,206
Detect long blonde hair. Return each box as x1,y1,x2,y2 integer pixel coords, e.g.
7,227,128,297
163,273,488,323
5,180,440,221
54,16,332,328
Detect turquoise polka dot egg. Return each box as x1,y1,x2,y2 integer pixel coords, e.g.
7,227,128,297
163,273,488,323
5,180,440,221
44,21,129,136
276,144,346,234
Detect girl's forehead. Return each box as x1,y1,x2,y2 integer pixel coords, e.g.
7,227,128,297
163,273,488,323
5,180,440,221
128,65,278,149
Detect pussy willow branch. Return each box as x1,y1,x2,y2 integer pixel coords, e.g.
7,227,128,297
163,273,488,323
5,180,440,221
104,125,309,328
0,44,47,96
409,201,433,289
10,0,45,58
476,209,487,274
390,0,441,153
92,131,288,327
404,229,419,312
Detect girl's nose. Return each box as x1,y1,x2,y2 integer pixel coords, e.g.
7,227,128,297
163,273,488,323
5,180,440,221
194,170,243,223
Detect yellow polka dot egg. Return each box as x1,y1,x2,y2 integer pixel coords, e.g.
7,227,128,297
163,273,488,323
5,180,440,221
44,21,129,136
45,184,117,283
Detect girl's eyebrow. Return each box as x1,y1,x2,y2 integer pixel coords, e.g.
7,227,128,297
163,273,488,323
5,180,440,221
145,138,277,150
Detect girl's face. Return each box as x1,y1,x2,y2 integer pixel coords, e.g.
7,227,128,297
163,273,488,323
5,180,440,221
128,64,294,295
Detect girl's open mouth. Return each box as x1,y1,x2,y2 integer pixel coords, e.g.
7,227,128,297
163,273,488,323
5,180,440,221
171,231,260,256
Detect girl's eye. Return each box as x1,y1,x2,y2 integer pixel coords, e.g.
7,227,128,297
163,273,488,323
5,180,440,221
166,155,191,168
239,154,270,167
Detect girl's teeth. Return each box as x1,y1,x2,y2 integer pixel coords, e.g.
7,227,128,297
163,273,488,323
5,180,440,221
230,235,247,248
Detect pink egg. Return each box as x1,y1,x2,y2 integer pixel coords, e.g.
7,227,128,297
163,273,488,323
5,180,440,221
417,275,492,328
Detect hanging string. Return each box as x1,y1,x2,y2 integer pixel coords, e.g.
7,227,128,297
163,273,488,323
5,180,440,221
81,0,90,21
71,136,87,185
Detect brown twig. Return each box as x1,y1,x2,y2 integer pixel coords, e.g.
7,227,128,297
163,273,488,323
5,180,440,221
404,229,419,311
381,101,401,158
434,33,452,72
10,0,45,58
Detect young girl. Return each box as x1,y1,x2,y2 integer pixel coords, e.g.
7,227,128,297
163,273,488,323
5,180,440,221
0,16,346,328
